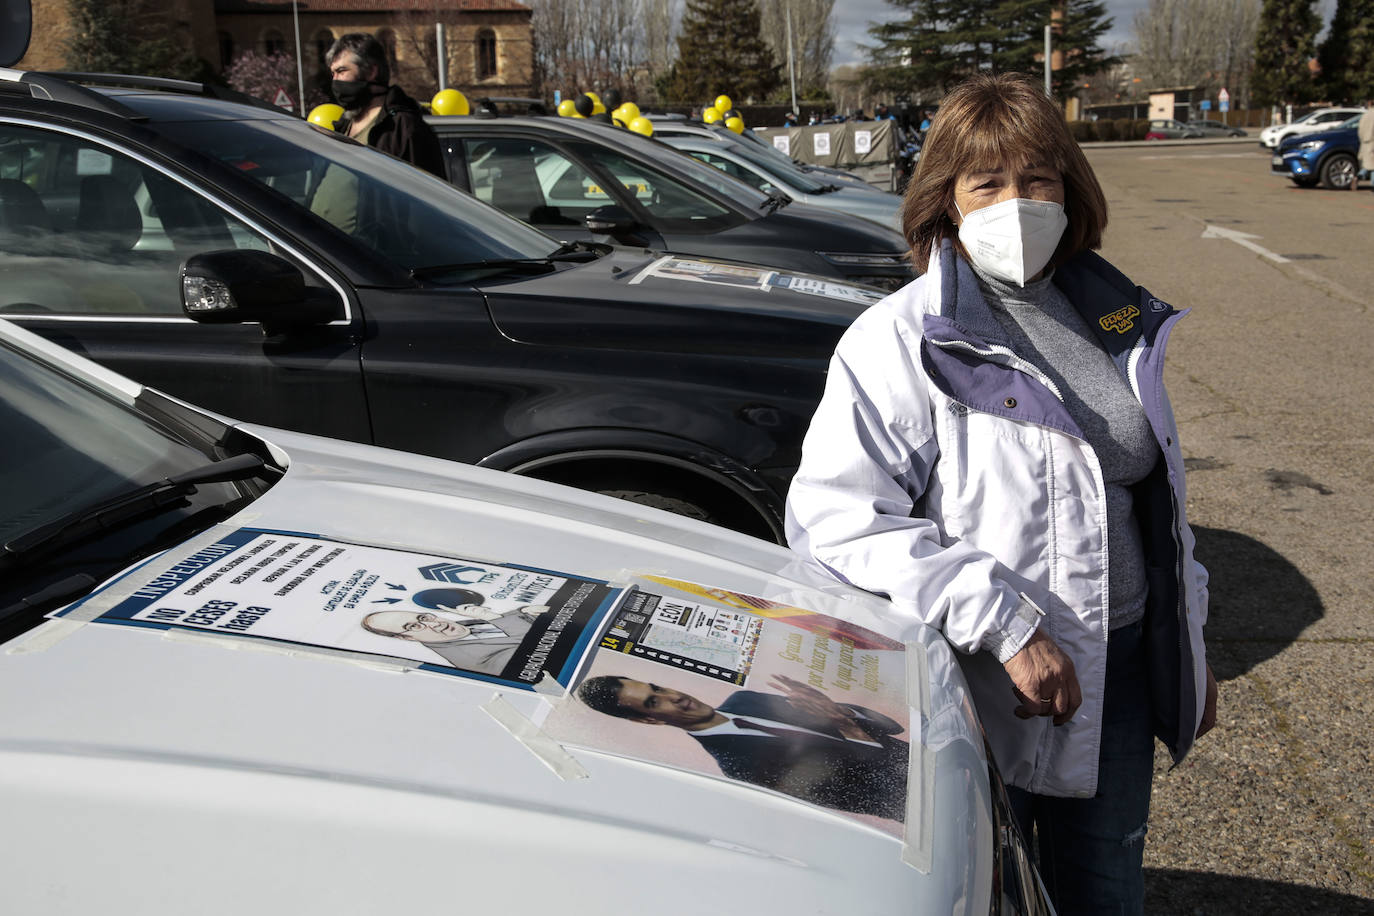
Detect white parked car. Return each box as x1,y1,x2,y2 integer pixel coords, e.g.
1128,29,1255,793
661,134,904,233
0,318,1051,913
1258,107,1365,149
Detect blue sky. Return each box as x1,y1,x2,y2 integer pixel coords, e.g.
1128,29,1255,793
832,0,1338,68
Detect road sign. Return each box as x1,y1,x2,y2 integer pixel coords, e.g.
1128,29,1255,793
272,87,293,110
1200,100,1212,111
1219,87,1230,113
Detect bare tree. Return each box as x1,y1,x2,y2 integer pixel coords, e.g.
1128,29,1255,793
756,0,836,101
530,0,678,102
1131,0,1259,98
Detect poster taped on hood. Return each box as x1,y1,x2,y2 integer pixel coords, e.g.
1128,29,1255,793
628,255,886,305
543,576,912,839
51,527,622,689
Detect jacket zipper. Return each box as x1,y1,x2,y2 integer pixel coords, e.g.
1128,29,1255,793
930,338,1067,404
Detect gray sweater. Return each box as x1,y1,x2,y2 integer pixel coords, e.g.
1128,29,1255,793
973,266,1159,631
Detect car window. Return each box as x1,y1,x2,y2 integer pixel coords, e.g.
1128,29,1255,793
155,119,561,271
567,142,739,232
461,137,609,226
1314,112,1346,124
0,123,295,316
688,151,775,193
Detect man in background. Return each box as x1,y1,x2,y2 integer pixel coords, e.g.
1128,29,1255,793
324,33,444,178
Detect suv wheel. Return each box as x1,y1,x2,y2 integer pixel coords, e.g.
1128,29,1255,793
1319,152,1356,190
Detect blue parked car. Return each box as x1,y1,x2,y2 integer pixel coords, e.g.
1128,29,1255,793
1271,114,1363,189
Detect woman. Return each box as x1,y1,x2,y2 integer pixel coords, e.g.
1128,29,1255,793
785,72,1217,914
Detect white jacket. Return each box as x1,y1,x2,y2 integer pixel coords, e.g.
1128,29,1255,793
786,243,1209,797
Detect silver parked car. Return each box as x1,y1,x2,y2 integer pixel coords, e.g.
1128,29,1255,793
660,134,904,233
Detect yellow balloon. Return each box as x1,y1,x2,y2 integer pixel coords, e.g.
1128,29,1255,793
702,106,722,124
558,99,577,117
614,102,641,122
628,116,654,137
592,100,607,114
430,88,470,116
725,116,745,134
307,103,344,129
714,94,733,114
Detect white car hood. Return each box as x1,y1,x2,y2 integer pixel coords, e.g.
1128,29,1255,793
1,423,994,915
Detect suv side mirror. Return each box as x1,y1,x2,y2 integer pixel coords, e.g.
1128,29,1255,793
584,205,651,246
181,250,339,335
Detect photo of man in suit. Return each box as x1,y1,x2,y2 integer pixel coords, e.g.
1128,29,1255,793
361,604,549,676
577,672,909,821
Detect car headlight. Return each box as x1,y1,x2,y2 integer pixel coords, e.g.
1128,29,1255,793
987,749,1055,915
1298,140,1325,150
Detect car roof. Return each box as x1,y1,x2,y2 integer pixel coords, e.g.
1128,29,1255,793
0,70,291,122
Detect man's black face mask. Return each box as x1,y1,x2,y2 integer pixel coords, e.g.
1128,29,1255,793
332,79,378,111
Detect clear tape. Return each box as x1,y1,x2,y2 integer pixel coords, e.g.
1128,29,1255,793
905,640,931,718
901,640,933,872
481,694,588,781
4,618,89,655
532,671,566,697
900,746,936,873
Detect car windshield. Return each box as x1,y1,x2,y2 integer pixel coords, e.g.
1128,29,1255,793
642,140,772,207
155,119,563,270
1340,115,1362,129
716,142,829,193
0,338,224,545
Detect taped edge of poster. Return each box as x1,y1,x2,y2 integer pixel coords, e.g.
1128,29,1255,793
532,671,566,697
160,627,420,673
900,744,937,873
4,543,191,655
905,640,931,718
901,639,934,873
482,694,589,781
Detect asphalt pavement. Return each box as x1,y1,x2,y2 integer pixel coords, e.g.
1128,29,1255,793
1083,141,1374,914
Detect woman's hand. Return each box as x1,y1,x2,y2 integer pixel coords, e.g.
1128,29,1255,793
1003,629,1081,725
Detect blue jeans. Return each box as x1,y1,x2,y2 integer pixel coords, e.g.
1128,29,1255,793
1007,620,1154,916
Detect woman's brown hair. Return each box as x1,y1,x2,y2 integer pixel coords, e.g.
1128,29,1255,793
902,72,1108,270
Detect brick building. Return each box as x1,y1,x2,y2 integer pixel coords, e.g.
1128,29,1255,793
15,0,533,104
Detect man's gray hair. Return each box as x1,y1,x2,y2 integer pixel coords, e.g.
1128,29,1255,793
325,32,389,85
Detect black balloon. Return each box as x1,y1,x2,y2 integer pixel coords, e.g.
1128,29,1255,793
574,94,594,117
603,89,623,110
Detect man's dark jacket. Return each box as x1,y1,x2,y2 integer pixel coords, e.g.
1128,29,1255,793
345,85,445,178
693,690,909,821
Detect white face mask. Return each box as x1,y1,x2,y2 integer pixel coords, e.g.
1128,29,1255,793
955,197,1068,287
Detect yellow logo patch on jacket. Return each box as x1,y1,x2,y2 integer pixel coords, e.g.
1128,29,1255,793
1099,304,1140,334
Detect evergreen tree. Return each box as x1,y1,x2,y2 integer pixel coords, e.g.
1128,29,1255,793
1318,0,1374,103
1049,0,1119,102
1350,5,1374,101
659,0,781,104
1251,0,1319,107
864,0,1116,103
65,0,202,80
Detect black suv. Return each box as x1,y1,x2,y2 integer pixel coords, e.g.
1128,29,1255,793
0,72,898,542
427,115,912,290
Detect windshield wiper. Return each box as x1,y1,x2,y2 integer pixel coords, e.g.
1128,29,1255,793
411,245,606,281
550,240,610,261
814,184,843,194
1,453,274,568
760,192,791,213
411,259,559,280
